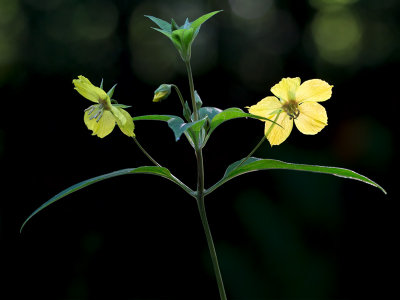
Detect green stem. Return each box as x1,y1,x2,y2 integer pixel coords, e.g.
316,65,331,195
171,84,185,109
197,189,227,300
185,61,198,121
187,59,227,299
232,112,281,171
234,136,266,170
172,84,191,122
132,137,161,167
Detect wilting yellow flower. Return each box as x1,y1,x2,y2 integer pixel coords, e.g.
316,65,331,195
248,77,333,146
73,76,135,138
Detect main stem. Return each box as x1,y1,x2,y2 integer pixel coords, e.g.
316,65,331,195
186,60,227,299
195,148,227,300
185,61,198,121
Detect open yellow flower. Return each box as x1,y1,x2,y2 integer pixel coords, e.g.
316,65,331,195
247,77,333,146
73,76,135,138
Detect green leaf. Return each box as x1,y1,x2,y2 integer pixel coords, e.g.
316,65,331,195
183,101,192,122
151,27,172,39
132,114,205,143
198,106,223,122
206,157,387,195
99,78,104,90
190,10,222,31
171,18,179,31
113,104,131,109
171,29,185,53
107,83,117,98
145,15,172,32
194,90,203,110
21,166,195,232
204,107,280,145
167,117,207,141
132,114,175,122
182,18,191,29
186,117,208,146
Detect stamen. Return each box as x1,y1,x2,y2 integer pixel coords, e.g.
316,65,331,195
95,110,104,122
84,105,95,115
283,100,300,120
89,108,103,120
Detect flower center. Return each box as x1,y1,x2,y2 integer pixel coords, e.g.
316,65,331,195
282,100,300,120
98,97,112,110
85,104,104,122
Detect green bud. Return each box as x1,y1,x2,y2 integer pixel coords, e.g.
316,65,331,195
153,84,172,102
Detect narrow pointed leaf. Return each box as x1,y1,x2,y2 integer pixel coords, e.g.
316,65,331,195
183,18,191,29
190,10,222,31
145,15,172,32
194,90,202,110
171,18,179,31
107,83,117,98
21,166,194,232
206,157,386,195
150,27,172,39
132,114,176,122
112,104,131,109
183,101,192,122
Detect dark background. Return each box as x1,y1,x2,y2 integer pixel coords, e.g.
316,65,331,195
0,0,398,299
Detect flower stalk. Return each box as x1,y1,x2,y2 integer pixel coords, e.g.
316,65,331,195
132,137,161,167
186,58,227,299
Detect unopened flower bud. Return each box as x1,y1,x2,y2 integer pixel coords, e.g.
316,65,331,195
153,84,172,102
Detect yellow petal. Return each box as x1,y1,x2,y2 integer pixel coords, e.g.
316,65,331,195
295,79,333,103
247,96,282,118
294,102,327,135
84,105,102,131
115,108,135,137
270,77,301,102
264,112,293,146
110,106,127,125
73,75,108,103
92,110,116,138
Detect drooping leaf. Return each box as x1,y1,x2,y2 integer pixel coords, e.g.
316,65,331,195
206,157,386,195
21,166,195,232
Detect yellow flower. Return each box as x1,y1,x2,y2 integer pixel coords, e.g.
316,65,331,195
73,75,135,138
247,77,333,146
